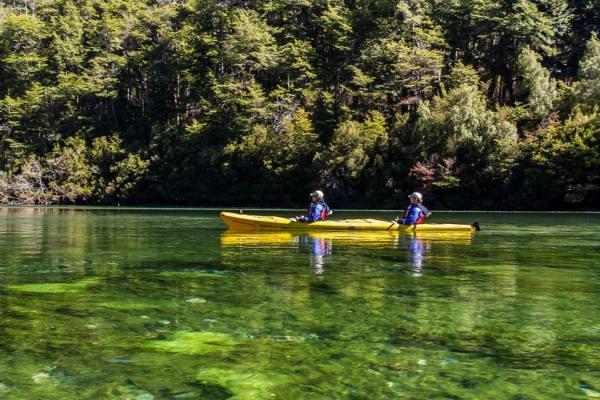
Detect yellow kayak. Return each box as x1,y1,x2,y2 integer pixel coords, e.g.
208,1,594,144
220,212,479,233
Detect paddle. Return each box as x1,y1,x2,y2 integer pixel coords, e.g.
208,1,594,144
387,219,399,230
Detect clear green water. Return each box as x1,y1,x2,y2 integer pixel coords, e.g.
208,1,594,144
1,208,600,399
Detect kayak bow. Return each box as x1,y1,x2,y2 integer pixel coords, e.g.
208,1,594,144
220,212,478,233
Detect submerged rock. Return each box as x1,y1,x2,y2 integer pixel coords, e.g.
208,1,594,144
268,333,319,342
196,368,291,400
185,297,207,304
9,277,101,294
134,394,154,400
111,384,155,400
173,392,196,399
148,331,238,355
32,372,50,383
582,388,600,398
111,358,133,364
158,271,228,279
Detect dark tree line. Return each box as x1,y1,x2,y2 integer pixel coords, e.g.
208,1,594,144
0,0,599,209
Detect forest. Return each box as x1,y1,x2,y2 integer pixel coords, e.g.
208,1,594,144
0,0,598,209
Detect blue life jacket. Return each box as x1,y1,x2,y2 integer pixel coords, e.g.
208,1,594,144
306,200,331,222
400,204,430,225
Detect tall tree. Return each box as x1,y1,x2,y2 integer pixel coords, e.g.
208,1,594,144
516,47,557,119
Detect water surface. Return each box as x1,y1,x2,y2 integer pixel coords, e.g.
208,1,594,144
0,208,599,399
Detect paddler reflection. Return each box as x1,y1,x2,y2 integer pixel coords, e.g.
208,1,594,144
397,232,473,276
406,235,430,277
297,235,332,276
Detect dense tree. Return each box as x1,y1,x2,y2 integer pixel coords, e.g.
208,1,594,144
574,34,600,106
515,47,557,119
412,84,518,206
0,0,597,209
515,109,600,208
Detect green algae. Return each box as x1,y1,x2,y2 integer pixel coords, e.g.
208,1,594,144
147,331,239,355
8,278,102,294
196,368,292,400
95,300,159,310
157,271,229,279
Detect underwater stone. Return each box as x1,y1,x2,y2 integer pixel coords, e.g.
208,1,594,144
111,358,133,364
9,278,101,294
196,368,291,400
186,297,207,304
173,392,196,399
582,388,600,398
148,331,238,355
32,372,50,383
134,394,154,400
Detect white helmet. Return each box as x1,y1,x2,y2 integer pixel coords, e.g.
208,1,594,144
310,190,324,199
408,192,423,201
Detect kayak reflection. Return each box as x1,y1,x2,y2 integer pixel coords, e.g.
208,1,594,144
221,230,474,276
220,231,399,276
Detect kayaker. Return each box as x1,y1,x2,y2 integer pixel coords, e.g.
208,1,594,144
396,192,431,225
294,190,332,222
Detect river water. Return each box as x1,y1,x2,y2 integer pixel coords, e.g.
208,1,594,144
0,208,599,399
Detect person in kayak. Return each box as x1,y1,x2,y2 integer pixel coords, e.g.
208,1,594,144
294,190,333,222
396,192,431,225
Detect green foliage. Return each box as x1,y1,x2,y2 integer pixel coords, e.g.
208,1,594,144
506,0,558,57
223,107,319,203
222,9,280,74
316,111,388,202
0,13,47,94
517,109,600,208
0,0,597,209
574,34,600,106
357,38,444,106
446,62,480,91
516,48,557,118
414,86,518,205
